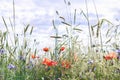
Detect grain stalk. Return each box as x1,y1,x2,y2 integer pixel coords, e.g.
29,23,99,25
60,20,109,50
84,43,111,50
85,0,93,49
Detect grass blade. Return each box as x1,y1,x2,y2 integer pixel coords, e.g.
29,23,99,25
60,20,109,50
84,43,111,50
2,16,9,31
30,26,33,35
59,16,65,22
74,9,76,25
73,28,82,32
52,20,56,29
91,26,94,36
61,21,72,26
24,24,30,35
105,37,112,44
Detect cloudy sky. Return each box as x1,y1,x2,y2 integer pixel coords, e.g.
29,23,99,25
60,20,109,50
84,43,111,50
0,0,120,47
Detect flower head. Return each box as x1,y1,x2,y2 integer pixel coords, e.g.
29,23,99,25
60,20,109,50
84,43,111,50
8,64,16,70
43,47,49,52
31,54,39,59
61,60,71,69
116,50,120,60
116,49,120,54
26,61,33,69
60,47,65,51
103,56,112,60
103,52,117,60
88,59,94,64
0,49,5,54
18,56,25,61
42,58,57,66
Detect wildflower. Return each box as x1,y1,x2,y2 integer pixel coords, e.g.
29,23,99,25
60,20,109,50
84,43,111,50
8,64,16,70
31,54,39,59
26,61,33,69
60,47,65,51
43,47,49,52
108,52,117,58
18,56,25,61
42,58,57,66
61,60,71,69
115,50,120,60
103,52,117,60
116,49,120,54
0,49,5,54
103,56,112,60
88,59,94,64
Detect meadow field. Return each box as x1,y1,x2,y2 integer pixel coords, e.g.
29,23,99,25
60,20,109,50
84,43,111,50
0,0,120,80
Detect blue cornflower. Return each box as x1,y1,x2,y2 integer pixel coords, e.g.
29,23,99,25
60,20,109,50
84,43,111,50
26,61,33,69
0,49,5,54
18,56,25,61
87,59,94,64
7,64,16,70
116,49,120,60
116,50,120,54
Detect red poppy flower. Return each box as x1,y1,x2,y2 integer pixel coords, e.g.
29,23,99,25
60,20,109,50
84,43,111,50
31,54,39,59
109,52,117,58
60,47,65,51
61,60,71,69
104,55,112,60
42,58,57,66
43,47,49,52
104,52,117,60
42,58,51,65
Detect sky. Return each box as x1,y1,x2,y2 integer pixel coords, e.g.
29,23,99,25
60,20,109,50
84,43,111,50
0,0,120,48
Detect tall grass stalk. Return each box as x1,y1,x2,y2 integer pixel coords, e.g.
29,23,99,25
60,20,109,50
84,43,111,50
85,0,93,49
92,0,104,51
52,20,59,60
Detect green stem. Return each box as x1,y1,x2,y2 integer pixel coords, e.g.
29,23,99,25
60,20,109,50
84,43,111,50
85,0,93,49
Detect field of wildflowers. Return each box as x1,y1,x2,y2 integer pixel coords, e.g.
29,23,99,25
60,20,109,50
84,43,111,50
0,0,120,80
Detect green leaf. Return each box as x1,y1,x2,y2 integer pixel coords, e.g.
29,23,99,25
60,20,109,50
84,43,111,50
61,21,71,26
3,31,8,40
59,16,65,22
50,36,62,38
105,37,112,44
2,16,9,31
15,36,18,45
106,26,113,37
74,9,76,24
52,20,56,29
24,24,30,36
91,26,94,36
73,28,82,31
24,24,30,32
30,26,33,35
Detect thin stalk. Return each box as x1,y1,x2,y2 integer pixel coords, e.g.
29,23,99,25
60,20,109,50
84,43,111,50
2,17,14,46
92,0,103,51
13,0,16,29
85,0,92,48
52,20,58,60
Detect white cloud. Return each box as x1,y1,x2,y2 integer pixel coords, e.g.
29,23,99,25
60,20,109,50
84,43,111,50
0,0,120,48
